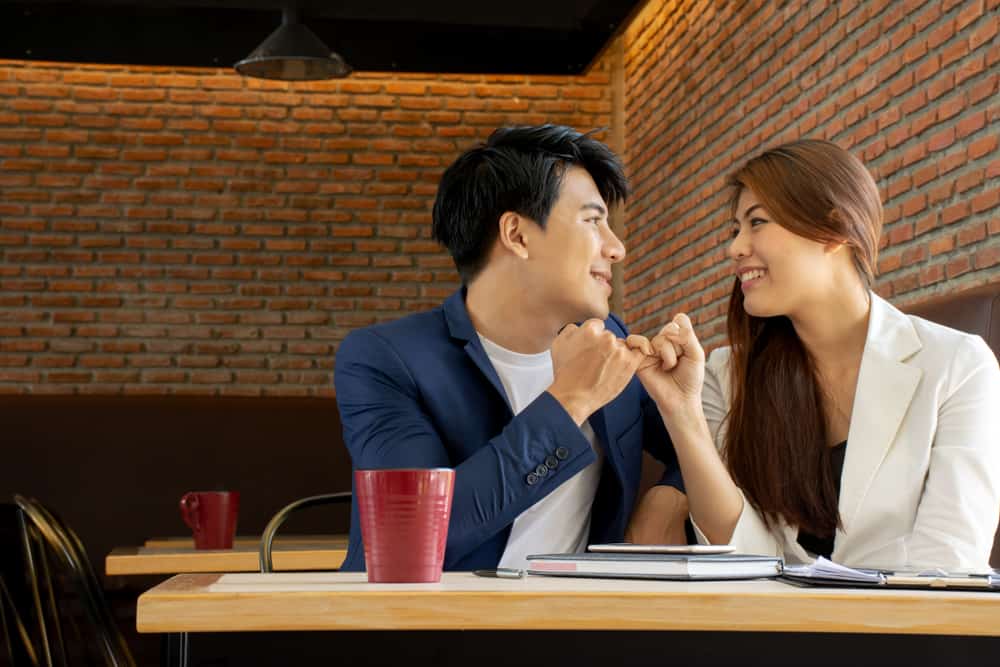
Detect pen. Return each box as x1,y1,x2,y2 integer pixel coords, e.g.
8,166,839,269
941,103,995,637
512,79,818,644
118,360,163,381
473,568,525,579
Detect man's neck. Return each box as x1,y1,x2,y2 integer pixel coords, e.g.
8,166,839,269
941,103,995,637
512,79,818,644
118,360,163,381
465,270,561,354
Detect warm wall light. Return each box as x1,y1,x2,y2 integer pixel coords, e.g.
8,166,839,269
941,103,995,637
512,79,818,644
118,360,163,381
234,6,352,80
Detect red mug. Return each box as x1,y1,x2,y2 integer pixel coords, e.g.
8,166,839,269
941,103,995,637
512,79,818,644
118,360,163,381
179,491,240,550
355,468,455,583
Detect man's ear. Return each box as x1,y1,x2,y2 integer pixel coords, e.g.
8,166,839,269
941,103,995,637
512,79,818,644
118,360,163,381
498,211,530,259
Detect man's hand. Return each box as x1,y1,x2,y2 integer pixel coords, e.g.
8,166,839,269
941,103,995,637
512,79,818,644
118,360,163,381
548,319,644,425
626,485,690,544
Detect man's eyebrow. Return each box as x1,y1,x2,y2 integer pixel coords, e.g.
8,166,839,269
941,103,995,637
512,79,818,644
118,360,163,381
581,202,608,216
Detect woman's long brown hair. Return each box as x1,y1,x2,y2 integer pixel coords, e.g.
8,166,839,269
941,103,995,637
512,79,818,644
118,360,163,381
724,139,882,536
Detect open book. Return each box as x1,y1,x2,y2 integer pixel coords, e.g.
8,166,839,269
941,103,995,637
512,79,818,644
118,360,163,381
782,557,883,583
781,557,1000,591
526,551,782,580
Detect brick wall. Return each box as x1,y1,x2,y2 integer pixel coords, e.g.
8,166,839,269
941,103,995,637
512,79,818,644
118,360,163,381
5,0,996,394
0,62,610,395
621,0,999,347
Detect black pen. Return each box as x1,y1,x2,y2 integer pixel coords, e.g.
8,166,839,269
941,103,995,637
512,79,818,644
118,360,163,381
473,568,525,579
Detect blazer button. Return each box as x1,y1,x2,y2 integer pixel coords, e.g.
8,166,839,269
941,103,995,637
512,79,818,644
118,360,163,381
526,472,539,485
545,455,558,469
555,446,570,460
535,464,548,477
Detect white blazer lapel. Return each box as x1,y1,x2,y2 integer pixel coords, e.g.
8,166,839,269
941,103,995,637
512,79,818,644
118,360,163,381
838,294,923,531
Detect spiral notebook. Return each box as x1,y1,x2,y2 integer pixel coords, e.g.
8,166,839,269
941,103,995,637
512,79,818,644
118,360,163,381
780,557,1000,591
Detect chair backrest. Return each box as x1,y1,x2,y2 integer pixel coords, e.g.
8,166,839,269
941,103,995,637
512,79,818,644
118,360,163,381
259,492,352,572
12,495,136,667
0,503,39,666
905,283,1000,359
903,282,1000,568
1,571,40,666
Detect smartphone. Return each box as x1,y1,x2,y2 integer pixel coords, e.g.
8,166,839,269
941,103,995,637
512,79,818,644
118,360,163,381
587,543,735,555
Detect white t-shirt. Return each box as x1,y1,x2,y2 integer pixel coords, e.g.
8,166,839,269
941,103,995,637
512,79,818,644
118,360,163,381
477,335,604,570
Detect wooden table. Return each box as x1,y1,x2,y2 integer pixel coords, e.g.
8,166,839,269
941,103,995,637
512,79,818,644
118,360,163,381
105,536,347,576
141,534,345,549
139,571,1000,666
137,572,1000,636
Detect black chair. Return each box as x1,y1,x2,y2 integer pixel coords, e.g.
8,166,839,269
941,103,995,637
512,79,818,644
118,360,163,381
1,571,39,666
8,495,135,667
258,492,352,573
1,503,37,666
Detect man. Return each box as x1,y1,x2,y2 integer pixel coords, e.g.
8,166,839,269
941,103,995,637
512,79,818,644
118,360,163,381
334,124,687,572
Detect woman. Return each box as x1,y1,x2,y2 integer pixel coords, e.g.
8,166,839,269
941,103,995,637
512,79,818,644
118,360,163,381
630,139,1000,571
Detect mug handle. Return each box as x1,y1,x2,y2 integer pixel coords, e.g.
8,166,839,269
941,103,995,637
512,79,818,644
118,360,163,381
179,492,201,533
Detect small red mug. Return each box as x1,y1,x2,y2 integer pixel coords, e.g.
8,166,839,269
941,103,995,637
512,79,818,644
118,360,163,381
179,491,240,550
355,468,454,583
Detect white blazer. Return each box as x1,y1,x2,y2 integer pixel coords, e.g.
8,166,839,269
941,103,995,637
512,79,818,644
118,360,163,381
698,293,1000,571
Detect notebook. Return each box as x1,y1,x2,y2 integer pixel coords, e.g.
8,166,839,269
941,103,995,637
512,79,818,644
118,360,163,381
781,557,1000,591
526,551,782,580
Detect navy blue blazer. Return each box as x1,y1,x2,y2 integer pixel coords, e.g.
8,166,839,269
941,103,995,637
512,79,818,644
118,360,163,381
334,289,682,572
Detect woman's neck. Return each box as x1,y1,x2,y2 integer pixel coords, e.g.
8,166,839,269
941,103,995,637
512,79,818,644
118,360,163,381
789,280,871,370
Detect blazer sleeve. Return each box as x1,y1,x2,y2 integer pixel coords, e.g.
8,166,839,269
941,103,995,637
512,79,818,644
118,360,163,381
904,335,1000,570
691,347,782,556
334,327,598,566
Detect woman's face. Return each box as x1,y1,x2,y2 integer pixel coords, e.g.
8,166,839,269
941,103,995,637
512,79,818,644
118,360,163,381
727,187,833,318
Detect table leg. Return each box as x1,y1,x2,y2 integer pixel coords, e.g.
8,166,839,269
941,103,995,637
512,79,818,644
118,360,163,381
161,632,189,667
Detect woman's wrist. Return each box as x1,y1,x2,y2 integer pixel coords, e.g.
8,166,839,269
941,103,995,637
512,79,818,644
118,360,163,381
656,396,705,426
658,399,713,446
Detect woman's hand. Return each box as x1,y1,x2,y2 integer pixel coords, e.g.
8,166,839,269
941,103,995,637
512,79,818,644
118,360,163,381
629,313,705,417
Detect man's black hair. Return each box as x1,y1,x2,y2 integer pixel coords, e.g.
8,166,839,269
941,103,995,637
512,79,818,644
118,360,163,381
431,124,629,284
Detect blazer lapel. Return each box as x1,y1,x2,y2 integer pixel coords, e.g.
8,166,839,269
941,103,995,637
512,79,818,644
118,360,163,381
839,294,923,530
443,288,513,413
588,409,610,451
464,338,513,413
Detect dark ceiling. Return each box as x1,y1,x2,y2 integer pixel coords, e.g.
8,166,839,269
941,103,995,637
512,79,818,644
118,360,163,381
0,1,644,74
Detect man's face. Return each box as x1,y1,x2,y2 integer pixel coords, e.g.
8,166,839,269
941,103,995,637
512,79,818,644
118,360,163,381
523,166,626,323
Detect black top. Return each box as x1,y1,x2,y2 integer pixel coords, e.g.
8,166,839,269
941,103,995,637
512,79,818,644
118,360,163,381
796,441,848,559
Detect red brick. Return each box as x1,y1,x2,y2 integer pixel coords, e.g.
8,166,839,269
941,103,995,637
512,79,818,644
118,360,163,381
928,236,955,255
975,245,1000,269
969,134,998,159
969,15,998,49
942,202,971,226
956,110,987,138
919,262,945,286
901,193,928,217
46,372,92,383
927,128,955,152
956,169,984,193
972,189,1000,213
946,255,972,278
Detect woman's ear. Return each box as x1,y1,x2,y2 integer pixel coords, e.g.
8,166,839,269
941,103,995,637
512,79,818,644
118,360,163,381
823,239,848,255
498,211,530,259
824,209,849,255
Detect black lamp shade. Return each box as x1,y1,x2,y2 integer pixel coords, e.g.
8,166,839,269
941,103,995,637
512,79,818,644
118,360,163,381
235,13,352,80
